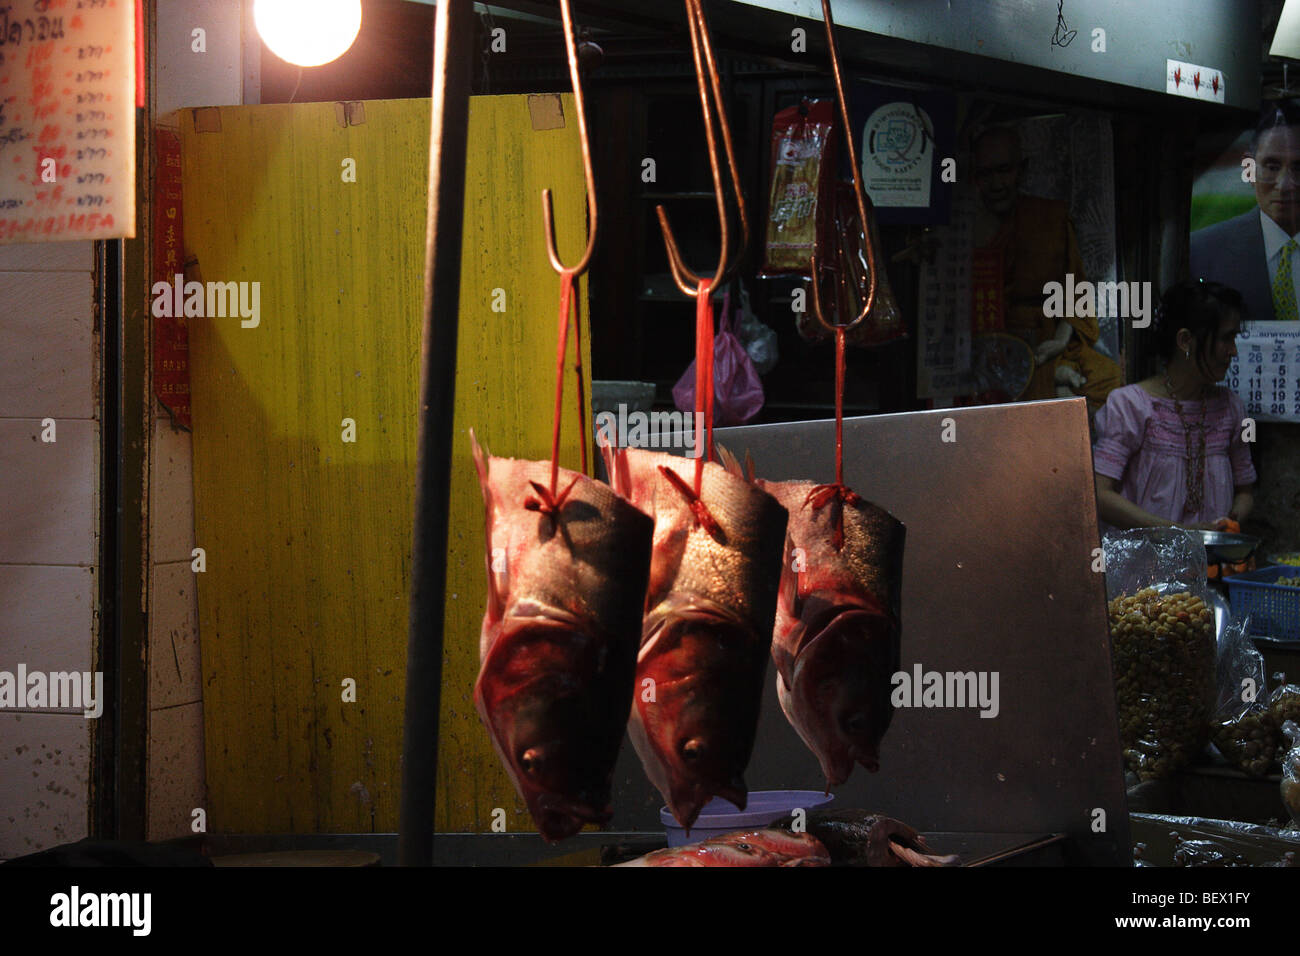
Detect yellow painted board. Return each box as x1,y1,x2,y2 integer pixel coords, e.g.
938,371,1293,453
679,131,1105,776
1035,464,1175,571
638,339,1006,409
181,95,590,834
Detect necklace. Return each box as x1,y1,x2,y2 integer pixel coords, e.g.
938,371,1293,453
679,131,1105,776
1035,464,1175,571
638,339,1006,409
1164,374,1207,515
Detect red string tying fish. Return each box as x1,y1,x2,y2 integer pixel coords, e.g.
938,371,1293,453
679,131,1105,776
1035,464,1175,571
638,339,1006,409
805,325,858,551
658,277,721,537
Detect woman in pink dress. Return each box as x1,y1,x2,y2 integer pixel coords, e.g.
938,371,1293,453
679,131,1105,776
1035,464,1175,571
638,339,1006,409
1093,280,1256,531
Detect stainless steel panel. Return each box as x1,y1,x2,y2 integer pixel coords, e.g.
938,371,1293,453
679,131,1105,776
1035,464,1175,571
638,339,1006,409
607,397,1130,866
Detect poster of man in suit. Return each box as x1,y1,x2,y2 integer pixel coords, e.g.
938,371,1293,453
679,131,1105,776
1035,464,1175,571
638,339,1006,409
1191,98,1300,322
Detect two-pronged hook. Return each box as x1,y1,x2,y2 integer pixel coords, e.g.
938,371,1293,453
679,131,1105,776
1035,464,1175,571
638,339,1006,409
656,0,749,297
538,0,597,495
809,0,878,336
542,0,597,277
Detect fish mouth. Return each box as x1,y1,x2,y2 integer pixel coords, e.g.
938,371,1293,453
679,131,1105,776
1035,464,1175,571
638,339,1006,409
530,792,612,844
788,605,895,785
669,775,748,832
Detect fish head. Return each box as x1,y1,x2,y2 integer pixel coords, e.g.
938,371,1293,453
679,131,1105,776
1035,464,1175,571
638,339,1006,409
637,616,768,827
783,605,898,787
475,619,621,842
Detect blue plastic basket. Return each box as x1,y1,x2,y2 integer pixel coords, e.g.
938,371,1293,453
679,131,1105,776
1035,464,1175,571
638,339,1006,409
1223,566,1300,639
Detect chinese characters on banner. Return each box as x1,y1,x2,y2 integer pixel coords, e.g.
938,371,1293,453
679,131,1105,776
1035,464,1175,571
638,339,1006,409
1227,322,1300,424
152,127,190,428
916,190,973,397
0,0,136,243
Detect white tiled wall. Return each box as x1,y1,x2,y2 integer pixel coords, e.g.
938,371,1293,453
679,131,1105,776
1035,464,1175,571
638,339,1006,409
143,0,247,843
0,242,97,858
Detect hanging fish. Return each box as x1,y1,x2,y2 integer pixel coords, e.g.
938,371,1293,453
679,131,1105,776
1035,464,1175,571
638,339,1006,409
604,446,787,830
471,432,653,843
754,475,904,789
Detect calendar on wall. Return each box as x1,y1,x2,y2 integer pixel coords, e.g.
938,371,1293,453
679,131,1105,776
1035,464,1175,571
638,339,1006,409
1226,321,1300,423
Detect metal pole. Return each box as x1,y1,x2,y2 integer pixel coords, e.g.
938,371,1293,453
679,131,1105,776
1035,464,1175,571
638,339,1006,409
399,0,475,867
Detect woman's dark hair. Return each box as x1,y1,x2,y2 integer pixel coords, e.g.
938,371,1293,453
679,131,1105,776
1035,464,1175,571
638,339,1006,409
1152,279,1244,378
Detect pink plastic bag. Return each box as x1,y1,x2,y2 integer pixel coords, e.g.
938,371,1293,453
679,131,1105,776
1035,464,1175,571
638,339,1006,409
672,290,765,426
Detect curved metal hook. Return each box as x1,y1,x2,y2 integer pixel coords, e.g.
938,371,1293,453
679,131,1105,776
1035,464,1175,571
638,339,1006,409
810,0,879,334
656,0,749,297
542,0,598,276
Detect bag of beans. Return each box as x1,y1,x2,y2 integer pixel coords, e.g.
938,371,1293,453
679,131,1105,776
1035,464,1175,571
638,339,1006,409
1269,673,1300,729
1210,617,1276,776
1281,721,1300,827
1104,529,1216,781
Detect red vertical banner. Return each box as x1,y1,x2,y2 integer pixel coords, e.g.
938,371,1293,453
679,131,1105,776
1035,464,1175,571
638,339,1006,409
136,0,147,109
152,127,191,429
970,246,1005,334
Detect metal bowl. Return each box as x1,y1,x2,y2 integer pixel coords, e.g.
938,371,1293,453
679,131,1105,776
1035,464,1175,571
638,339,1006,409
1186,530,1261,564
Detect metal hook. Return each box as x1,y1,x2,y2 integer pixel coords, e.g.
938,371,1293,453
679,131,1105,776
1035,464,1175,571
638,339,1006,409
810,0,879,334
656,0,749,297
542,0,598,276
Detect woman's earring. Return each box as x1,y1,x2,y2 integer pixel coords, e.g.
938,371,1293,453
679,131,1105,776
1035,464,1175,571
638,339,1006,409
1184,349,1190,359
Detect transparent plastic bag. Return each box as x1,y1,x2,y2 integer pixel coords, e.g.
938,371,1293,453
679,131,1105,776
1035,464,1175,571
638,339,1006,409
1210,616,1276,776
795,184,906,348
1281,721,1300,827
1269,673,1300,729
732,282,778,376
1104,529,1216,780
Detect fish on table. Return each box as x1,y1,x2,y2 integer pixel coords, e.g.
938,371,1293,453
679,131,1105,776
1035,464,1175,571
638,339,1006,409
604,446,788,830
617,828,831,867
772,809,958,866
471,432,653,843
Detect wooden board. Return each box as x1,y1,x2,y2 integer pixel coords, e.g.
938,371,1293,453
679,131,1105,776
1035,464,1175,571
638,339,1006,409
182,95,590,834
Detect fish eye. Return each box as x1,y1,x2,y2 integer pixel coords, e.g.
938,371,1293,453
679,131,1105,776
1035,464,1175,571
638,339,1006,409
844,713,870,733
519,748,543,774
680,738,706,761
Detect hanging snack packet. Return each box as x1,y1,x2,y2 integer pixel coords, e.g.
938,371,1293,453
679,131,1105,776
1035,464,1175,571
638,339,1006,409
761,99,837,277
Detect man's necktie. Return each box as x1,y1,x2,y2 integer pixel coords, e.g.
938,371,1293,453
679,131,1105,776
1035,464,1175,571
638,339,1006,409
1274,238,1300,321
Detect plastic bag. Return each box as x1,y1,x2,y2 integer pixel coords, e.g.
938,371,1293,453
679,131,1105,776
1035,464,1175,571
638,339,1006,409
732,282,778,375
796,183,906,347
1269,673,1300,728
1104,529,1216,780
1281,721,1300,827
1210,616,1276,776
672,294,764,427
761,99,837,277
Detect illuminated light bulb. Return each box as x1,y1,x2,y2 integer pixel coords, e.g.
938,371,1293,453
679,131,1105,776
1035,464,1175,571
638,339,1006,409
255,0,363,68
